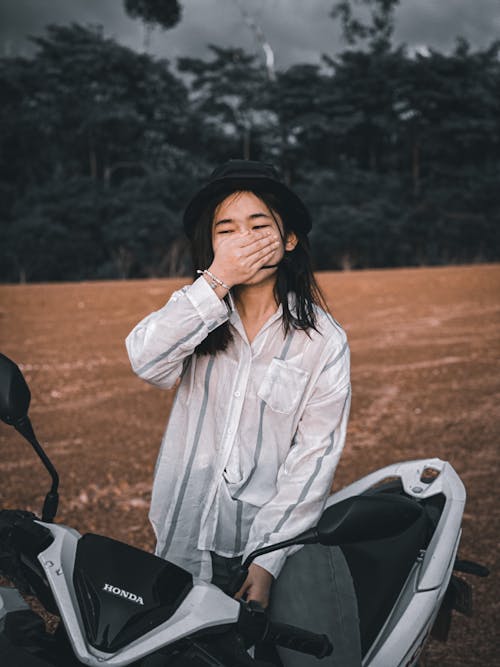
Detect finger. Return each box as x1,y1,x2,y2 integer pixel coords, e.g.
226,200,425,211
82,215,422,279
234,590,248,601
218,233,271,256
234,581,250,600
238,230,272,247
238,235,279,255
246,238,281,260
248,245,281,268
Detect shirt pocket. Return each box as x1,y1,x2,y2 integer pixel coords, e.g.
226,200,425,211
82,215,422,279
257,357,310,414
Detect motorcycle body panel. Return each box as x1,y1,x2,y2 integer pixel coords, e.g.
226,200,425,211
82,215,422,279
35,524,239,666
325,458,465,666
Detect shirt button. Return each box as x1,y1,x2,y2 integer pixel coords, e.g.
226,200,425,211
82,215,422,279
228,428,233,435
234,390,241,397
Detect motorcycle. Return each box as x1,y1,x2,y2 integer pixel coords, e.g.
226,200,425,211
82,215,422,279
0,353,488,666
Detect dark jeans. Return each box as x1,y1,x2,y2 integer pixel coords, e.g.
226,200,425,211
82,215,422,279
211,545,362,666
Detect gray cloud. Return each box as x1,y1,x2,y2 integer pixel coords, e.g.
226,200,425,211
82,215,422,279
395,0,500,53
1,0,499,65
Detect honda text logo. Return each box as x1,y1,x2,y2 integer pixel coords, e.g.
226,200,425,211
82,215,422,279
102,583,144,605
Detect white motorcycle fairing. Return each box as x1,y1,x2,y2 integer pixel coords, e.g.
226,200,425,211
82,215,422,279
35,523,240,666
325,458,465,667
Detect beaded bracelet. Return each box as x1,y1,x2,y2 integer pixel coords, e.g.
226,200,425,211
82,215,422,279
197,269,230,291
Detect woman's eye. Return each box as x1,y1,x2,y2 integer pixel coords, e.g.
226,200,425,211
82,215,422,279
218,230,233,234
253,225,270,230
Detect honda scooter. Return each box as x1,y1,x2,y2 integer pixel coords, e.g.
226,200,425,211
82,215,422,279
0,353,487,666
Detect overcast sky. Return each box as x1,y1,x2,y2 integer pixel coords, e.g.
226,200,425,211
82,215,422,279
1,0,500,69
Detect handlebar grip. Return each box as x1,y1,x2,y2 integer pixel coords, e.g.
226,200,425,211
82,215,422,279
264,621,333,658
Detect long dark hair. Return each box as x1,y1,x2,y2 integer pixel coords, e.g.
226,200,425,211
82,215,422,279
191,188,328,355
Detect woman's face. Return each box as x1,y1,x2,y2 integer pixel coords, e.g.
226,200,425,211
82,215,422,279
211,190,297,284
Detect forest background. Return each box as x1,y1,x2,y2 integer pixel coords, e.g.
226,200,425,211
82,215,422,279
1,0,499,283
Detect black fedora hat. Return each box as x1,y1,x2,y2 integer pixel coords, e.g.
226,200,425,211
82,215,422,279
182,159,312,238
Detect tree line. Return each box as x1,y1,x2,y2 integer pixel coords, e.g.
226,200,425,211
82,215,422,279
1,1,499,282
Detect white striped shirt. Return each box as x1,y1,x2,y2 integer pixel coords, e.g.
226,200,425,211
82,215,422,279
125,276,351,581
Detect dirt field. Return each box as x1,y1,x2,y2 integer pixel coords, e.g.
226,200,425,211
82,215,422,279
0,264,499,665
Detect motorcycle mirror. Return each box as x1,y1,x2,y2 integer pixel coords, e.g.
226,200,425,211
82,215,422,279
0,353,31,425
0,352,59,522
313,494,423,546
234,494,423,596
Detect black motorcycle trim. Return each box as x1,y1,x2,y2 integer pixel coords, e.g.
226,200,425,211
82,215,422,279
73,533,193,653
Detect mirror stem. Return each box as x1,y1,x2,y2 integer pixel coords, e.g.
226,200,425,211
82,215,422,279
15,415,59,522
228,528,319,596
242,527,319,571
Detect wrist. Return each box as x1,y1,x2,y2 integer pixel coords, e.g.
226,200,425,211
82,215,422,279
197,268,231,299
207,264,234,290
249,562,274,582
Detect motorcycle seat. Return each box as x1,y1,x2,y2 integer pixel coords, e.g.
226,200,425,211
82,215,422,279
340,490,433,656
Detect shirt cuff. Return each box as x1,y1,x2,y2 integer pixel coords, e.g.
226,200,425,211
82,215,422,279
185,276,231,324
252,544,302,580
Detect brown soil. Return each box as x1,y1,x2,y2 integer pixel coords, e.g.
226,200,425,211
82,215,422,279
0,265,499,665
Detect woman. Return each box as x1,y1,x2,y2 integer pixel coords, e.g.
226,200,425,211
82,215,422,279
126,160,361,665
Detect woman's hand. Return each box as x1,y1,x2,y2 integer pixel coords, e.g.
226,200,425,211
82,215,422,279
210,230,281,289
234,562,273,609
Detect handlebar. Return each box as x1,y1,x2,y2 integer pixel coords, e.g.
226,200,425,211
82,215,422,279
0,510,53,556
263,620,333,658
237,600,333,659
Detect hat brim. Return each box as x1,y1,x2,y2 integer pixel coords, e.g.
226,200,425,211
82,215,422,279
183,176,312,238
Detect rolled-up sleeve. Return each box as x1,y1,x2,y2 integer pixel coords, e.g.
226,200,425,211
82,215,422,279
125,277,230,388
243,339,351,578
